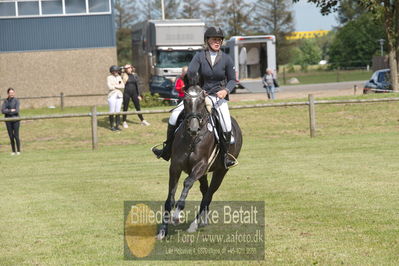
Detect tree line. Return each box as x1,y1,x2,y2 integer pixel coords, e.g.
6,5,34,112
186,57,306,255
115,0,398,90
294,0,398,90
114,0,295,66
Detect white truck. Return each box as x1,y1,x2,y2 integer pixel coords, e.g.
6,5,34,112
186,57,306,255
131,19,205,99
223,35,277,83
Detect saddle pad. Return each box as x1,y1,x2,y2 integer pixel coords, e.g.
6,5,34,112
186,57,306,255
207,117,235,144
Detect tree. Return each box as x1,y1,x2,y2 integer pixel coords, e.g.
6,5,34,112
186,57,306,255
114,0,136,30
164,0,180,19
292,39,322,68
221,0,253,36
136,0,161,20
328,14,385,68
337,0,366,24
114,0,140,65
252,0,295,65
201,0,224,28
293,0,399,91
181,0,202,19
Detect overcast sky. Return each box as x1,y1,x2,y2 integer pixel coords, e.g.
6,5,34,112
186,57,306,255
292,1,338,31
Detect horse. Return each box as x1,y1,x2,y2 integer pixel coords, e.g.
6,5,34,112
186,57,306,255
156,85,243,240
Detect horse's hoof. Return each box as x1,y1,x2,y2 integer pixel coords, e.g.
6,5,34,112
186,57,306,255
172,208,182,226
187,220,198,233
156,230,166,240
199,220,208,227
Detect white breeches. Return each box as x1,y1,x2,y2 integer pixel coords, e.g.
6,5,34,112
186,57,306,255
108,93,123,113
169,95,232,132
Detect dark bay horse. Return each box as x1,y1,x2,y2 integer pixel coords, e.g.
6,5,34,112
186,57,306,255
156,85,243,240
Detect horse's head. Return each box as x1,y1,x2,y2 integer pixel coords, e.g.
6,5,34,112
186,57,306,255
184,85,208,136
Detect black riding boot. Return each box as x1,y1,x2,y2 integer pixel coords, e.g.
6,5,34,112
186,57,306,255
221,132,237,169
152,124,177,161
115,115,121,131
109,115,115,131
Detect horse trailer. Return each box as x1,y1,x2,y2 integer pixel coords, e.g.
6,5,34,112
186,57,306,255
223,35,277,81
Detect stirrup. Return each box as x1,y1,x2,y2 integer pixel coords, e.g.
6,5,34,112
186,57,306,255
151,143,165,159
225,153,238,169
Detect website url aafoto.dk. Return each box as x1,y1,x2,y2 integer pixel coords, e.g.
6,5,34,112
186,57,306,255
174,229,264,244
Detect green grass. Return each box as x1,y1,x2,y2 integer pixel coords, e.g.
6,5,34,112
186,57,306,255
1,95,399,264
280,69,371,85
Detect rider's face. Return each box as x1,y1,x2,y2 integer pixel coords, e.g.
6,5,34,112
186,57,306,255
208,37,222,52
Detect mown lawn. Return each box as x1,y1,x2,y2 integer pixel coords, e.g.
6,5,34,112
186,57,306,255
0,94,399,265
279,69,371,85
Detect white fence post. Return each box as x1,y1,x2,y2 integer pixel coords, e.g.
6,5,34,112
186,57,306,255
308,94,316,138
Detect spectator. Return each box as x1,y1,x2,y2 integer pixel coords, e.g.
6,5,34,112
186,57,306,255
175,66,188,102
1,88,21,155
107,65,124,131
262,68,279,100
121,64,150,128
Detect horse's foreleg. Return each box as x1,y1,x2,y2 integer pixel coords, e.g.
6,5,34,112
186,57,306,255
157,166,182,240
188,168,228,233
174,162,208,223
199,174,208,198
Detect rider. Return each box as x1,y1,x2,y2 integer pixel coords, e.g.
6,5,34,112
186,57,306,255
152,26,237,169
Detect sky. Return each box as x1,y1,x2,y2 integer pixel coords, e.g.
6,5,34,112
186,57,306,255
292,1,338,32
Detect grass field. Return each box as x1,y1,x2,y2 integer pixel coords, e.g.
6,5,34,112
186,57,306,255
280,69,371,85
1,94,399,264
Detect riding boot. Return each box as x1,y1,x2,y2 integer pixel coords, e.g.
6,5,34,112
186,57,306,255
221,132,237,169
152,123,177,161
109,115,115,131
115,115,121,131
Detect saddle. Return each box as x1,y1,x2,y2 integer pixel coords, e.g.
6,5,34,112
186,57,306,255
174,102,234,145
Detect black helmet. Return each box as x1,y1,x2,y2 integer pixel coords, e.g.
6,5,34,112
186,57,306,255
109,65,120,73
204,27,224,42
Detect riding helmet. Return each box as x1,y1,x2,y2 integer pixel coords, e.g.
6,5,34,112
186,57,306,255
204,27,224,42
109,65,120,73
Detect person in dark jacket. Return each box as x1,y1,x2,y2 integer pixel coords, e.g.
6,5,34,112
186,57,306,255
121,64,150,128
1,88,21,155
152,27,237,168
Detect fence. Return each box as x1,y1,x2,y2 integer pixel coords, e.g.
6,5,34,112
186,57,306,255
0,92,178,110
0,92,106,110
1,95,399,150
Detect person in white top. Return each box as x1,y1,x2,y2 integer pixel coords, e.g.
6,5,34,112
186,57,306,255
107,65,124,131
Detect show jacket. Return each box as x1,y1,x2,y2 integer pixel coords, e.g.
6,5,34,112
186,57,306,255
187,49,236,97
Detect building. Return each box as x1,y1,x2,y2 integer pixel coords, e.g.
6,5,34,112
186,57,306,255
286,30,330,40
0,0,117,107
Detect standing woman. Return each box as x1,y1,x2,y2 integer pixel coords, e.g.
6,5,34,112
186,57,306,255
1,88,21,155
262,68,279,100
152,27,237,169
107,65,124,131
121,64,150,128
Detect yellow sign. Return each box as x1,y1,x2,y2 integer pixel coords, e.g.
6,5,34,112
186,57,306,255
286,30,330,40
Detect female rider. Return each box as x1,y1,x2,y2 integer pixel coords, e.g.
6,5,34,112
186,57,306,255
152,27,237,169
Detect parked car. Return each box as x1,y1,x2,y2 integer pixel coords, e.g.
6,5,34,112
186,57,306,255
149,76,179,104
363,69,391,94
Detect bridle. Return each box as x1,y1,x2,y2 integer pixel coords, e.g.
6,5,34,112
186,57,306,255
183,89,209,136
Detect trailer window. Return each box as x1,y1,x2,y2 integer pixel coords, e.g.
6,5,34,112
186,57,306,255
156,50,197,68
